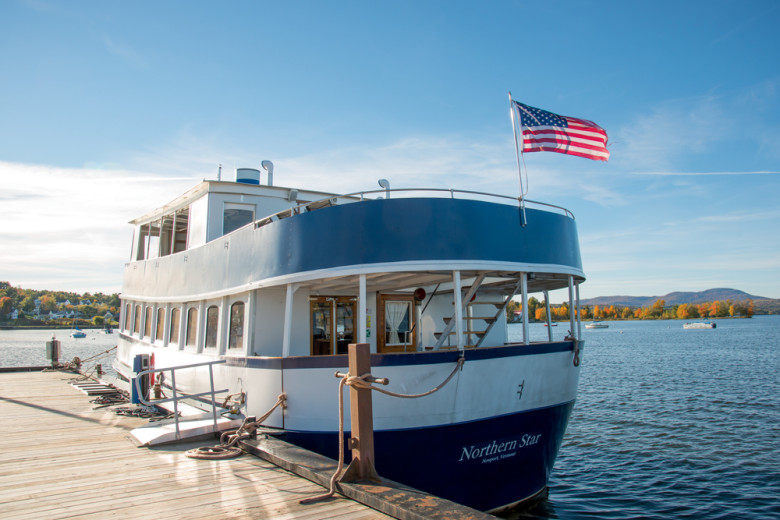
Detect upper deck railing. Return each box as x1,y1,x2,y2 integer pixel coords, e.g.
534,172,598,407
254,188,574,230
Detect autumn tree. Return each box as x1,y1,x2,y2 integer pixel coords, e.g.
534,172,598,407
40,295,57,312
527,297,541,320
651,299,665,318
0,296,11,315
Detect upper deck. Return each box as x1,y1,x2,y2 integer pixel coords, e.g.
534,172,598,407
124,179,584,301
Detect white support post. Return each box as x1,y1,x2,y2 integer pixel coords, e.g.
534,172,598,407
568,276,576,340
358,274,367,344
145,225,151,260
466,299,473,347
219,296,229,354
178,303,186,350
521,273,529,345
576,282,582,340
196,302,205,353
158,217,164,258
453,271,464,351
245,289,256,356
162,303,170,348
543,290,552,341
282,284,296,358
170,212,177,255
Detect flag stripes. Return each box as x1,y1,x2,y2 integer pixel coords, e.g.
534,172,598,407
514,101,609,161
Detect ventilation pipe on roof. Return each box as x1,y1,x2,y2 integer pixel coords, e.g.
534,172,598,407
378,178,390,199
261,160,274,186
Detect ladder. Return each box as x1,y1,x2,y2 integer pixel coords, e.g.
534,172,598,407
433,275,523,349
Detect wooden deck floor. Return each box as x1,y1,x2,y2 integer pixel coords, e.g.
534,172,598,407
0,370,391,520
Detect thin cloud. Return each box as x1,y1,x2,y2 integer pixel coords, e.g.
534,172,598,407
630,170,780,176
615,96,730,170
693,209,780,224
102,35,147,68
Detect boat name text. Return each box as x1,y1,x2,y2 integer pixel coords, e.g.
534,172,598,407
458,433,541,464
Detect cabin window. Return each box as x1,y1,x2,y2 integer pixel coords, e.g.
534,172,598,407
377,294,416,353
124,304,129,331
310,297,356,356
169,308,180,345
223,203,255,235
155,308,165,342
144,307,153,338
135,223,161,260
185,307,198,347
228,302,244,349
133,305,141,334
205,305,219,349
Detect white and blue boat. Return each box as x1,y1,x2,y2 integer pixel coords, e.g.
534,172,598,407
111,164,586,512
683,320,716,329
71,316,87,338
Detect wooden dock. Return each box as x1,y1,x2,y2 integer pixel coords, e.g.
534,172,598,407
0,370,391,519
0,370,494,520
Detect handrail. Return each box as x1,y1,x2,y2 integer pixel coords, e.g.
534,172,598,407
253,187,574,230
134,359,229,441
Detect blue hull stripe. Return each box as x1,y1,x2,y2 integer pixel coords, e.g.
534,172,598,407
282,401,575,512
224,340,576,369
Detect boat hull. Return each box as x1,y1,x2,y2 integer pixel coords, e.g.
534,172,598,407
683,322,716,329
284,400,574,512
113,338,581,512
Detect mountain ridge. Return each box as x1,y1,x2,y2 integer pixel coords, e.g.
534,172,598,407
580,288,771,308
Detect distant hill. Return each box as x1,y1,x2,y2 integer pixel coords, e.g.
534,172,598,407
581,288,771,308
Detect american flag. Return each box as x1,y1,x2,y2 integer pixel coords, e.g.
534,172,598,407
514,101,609,161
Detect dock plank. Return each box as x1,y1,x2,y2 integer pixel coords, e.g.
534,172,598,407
0,371,390,520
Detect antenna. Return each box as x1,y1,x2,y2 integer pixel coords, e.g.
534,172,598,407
378,178,390,199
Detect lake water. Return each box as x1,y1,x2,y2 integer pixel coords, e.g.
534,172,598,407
508,316,780,520
0,328,119,376
1,318,778,519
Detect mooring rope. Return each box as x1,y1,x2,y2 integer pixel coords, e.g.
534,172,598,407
186,393,287,460
300,356,464,504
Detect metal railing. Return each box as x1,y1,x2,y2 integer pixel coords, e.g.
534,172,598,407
134,359,228,441
253,187,574,230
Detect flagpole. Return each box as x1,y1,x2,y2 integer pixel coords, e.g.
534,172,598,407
508,92,527,226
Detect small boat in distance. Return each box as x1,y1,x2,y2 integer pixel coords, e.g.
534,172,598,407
683,320,716,329
70,314,87,338
585,321,609,329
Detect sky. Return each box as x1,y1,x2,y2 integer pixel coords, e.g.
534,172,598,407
1,0,779,302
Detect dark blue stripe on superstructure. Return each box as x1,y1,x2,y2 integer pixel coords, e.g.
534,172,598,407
253,198,582,280
229,341,575,369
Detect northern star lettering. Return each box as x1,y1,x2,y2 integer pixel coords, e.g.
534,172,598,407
458,433,542,462
518,433,541,448
459,439,518,461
